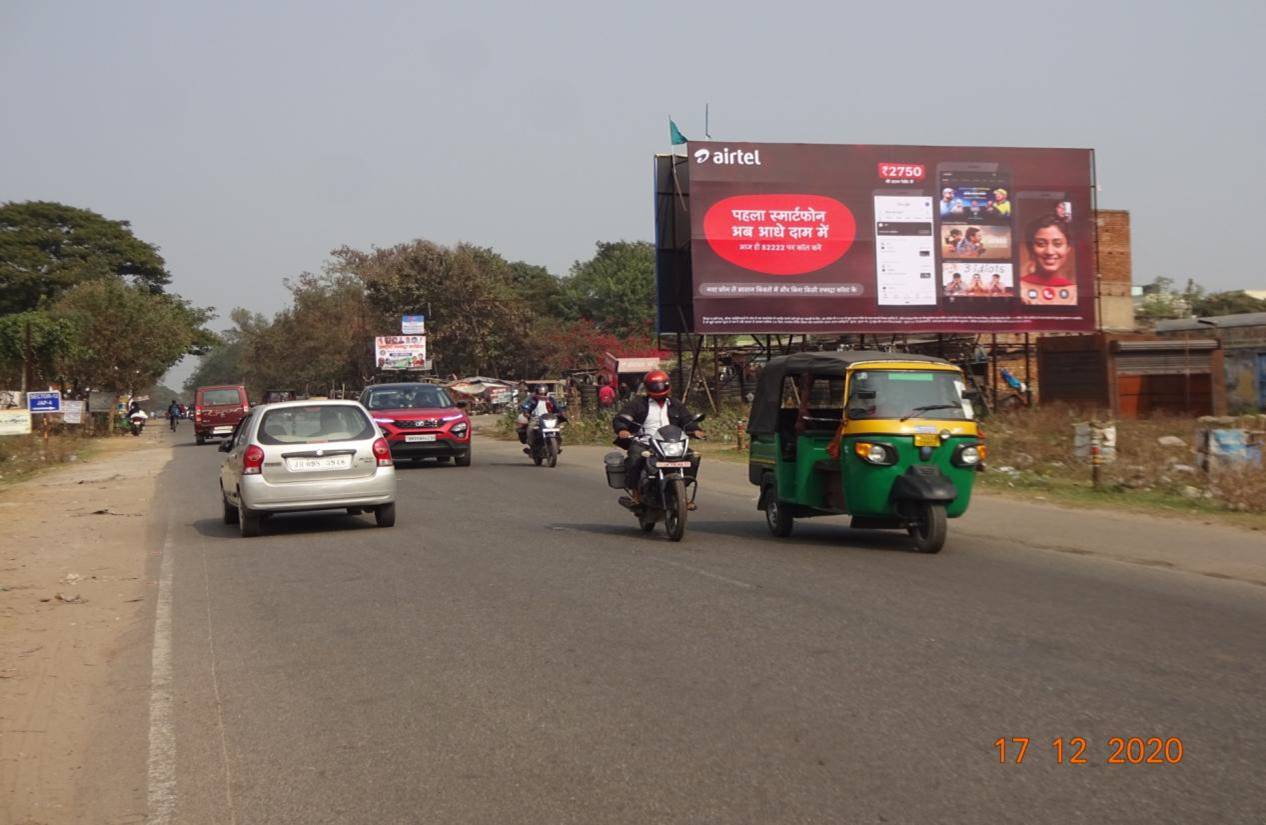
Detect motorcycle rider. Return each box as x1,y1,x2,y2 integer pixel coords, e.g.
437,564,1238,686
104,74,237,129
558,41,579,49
167,399,181,431
516,384,564,455
613,370,704,505
127,399,148,434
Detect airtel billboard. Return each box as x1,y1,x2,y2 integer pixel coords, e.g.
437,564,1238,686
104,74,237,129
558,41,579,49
655,141,1097,334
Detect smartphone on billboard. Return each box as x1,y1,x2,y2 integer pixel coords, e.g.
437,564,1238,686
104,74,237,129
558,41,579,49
935,162,1015,306
1015,190,1077,308
872,190,937,308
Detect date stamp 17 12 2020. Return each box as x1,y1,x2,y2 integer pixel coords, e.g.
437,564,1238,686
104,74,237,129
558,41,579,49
995,737,1184,765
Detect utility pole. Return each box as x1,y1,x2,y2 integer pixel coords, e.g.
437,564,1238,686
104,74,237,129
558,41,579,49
21,318,33,393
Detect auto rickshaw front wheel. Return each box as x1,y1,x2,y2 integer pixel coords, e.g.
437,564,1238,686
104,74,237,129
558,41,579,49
907,502,947,554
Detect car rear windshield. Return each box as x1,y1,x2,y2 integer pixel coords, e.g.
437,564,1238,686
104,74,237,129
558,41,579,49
257,405,375,445
363,386,453,410
200,389,242,406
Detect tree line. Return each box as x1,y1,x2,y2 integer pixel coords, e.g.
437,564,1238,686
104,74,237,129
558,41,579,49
1135,277,1266,321
184,239,660,398
0,201,215,397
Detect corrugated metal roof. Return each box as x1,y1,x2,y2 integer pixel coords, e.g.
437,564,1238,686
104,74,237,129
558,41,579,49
1155,312,1266,331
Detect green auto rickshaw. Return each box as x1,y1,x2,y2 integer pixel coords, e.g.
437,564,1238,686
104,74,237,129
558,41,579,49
748,352,984,553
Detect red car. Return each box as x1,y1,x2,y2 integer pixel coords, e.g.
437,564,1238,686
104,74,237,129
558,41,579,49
359,383,472,466
194,384,250,445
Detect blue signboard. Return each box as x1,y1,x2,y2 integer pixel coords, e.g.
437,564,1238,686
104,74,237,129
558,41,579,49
27,391,62,413
401,315,426,334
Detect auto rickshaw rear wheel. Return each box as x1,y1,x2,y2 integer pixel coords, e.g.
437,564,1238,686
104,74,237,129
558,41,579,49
765,494,794,538
907,502,947,554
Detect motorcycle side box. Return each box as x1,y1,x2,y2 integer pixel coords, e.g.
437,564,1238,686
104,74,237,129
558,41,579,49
603,451,627,489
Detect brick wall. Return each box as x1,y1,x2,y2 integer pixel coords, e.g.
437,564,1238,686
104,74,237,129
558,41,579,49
1096,209,1135,331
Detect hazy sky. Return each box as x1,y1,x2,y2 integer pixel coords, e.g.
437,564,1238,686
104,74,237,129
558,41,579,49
3,0,1264,384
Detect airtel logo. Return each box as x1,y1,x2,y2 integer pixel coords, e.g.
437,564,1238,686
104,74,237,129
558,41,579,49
694,147,762,166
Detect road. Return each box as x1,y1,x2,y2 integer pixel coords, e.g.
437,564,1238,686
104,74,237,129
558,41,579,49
97,430,1266,824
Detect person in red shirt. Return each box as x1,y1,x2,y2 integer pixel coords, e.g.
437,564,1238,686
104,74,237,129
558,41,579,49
597,376,617,409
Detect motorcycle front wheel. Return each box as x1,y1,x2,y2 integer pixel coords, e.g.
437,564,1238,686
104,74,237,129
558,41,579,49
546,439,558,468
664,478,687,542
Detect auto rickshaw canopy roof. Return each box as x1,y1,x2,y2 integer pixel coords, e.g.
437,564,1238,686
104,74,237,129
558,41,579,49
747,351,955,436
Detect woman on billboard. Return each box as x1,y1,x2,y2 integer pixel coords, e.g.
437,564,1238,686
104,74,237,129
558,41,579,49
1019,214,1077,306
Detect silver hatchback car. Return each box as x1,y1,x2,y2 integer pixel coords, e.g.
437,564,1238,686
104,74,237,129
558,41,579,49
219,400,397,537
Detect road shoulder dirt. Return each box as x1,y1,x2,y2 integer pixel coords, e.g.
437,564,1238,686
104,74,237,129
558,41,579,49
0,430,173,825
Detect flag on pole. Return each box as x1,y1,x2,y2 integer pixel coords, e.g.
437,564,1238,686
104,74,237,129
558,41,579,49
669,118,687,145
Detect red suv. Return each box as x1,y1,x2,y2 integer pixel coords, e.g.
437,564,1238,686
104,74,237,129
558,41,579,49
194,385,250,445
359,383,472,466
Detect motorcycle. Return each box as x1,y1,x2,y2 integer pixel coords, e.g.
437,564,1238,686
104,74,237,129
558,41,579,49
526,413,566,467
128,411,148,436
607,413,705,542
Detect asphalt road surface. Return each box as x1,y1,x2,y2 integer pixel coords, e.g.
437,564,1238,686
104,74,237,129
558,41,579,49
114,431,1266,824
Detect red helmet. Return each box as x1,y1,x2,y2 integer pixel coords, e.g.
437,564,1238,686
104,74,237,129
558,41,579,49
644,370,671,399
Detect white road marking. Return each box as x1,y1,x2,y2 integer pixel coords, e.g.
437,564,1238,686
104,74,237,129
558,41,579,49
146,529,177,823
202,542,238,824
650,556,757,590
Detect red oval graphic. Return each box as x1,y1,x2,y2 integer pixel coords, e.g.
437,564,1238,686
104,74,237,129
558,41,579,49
703,194,856,275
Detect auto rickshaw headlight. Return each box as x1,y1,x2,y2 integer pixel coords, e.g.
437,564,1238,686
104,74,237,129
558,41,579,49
953,443,985,467
854,441,896,466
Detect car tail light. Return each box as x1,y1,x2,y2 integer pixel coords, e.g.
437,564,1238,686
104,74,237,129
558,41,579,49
372,437,393,467
194,406,203,421
243,445,265,475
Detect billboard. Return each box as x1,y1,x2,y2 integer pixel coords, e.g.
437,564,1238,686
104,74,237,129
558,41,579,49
656,141,1096,333
374,336,428,370
0,410,32,436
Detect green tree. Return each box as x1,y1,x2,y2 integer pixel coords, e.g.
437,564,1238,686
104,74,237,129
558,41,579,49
1191,290,1266,317
0,310,77,388
0,201,172,314
1135,277,1187,321
559,241,655,338
184,331,250,393
338,241,535,377
507,261,563,320
52,278,215,393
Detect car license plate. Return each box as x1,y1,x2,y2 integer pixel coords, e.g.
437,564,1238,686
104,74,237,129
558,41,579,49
213,426,233,434
286,455,352,472
914,434,940,447
405,434,437,442
657,460,691,468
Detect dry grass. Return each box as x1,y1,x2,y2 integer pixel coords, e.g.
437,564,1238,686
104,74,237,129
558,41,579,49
982,404,1266,515
0,431,96,485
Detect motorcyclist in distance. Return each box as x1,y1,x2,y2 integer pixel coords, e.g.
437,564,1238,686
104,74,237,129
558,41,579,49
613,370,705,504
516,384,565,454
